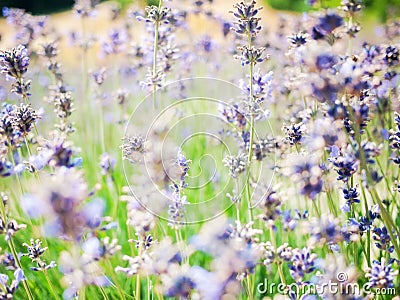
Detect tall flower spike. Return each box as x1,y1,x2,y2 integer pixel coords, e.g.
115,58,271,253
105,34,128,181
138,6,171,24
230,1,263,36
0,269,26,299
0,45,29,79
341,0,363,13
223,153,248,178
21,239,57,272
288,248,318,283
0,45,31,97
288,32,308,47
10,103,39,138
365,258,398,289
73,0,98,18
236,46,269,66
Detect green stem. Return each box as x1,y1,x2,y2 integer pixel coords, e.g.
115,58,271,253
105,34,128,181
152,21,159,110
326,189,338,217
79,287,85,300
136,240,143,300
360,184,371,266
245,183,254,222
135,274,141,300
246,32,255,223
366,230,371,267
8,146,24,196
246,277,254,300
235,178,241,221
21,93,40,138
106,260,126,300
370,188,400,257
152,0,163,109
270,228,286,285
99,285,109,300
312,200,321,217
353,116,400,257
44,270,60,300
98,91,106,153
8,239,34,300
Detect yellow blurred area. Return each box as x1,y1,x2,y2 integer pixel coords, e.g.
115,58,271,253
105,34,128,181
0,0,282,65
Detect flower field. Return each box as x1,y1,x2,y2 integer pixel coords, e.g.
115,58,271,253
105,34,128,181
0,0,399,299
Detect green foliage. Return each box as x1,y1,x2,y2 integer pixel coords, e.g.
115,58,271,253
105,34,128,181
363,0,400,22
265,0,340,12
265,0,400,21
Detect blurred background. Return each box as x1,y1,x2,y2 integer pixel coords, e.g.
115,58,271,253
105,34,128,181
1,0,400,21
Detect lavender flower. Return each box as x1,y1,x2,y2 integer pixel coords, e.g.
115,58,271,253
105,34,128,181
288,248,318,283
0,102,37,147
120,187,155,235
0,218,26,242
99,152,115,175
115,89,129,106
168,150,191,227
282,210,299,231
341,187,360,212
365,258,398,289
252,137,275,161
191,217,262,296
92,68,106,85
137,6,172,24
73,0,98,18
223,153,248,178
262,242,293,268
0,247,16,271
220,103,247,130
0,269,26,299
389,112,400,166
283,122,305,145
0,159,14,178
163,266,196,299
284,154,323,199
384,46,399,66
0,45,29,79
316,53,337,70
229,220,262,245
0,45,31,97
257,189,282,228
373,226,395,253
348,205,380,234
49,86,74,120
308,216,344,247
329,145,358,182
341,0,363,13
29,134,81,170
59,248,110,299
22,239,56,272
21,168,95,240
311,13,344,41
2,8,47,46
101,29,127,56
10,104,39,138
288,32,308,47
121,135,146,163
230,1,263,36
236,46,269,66
240,69,273,104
